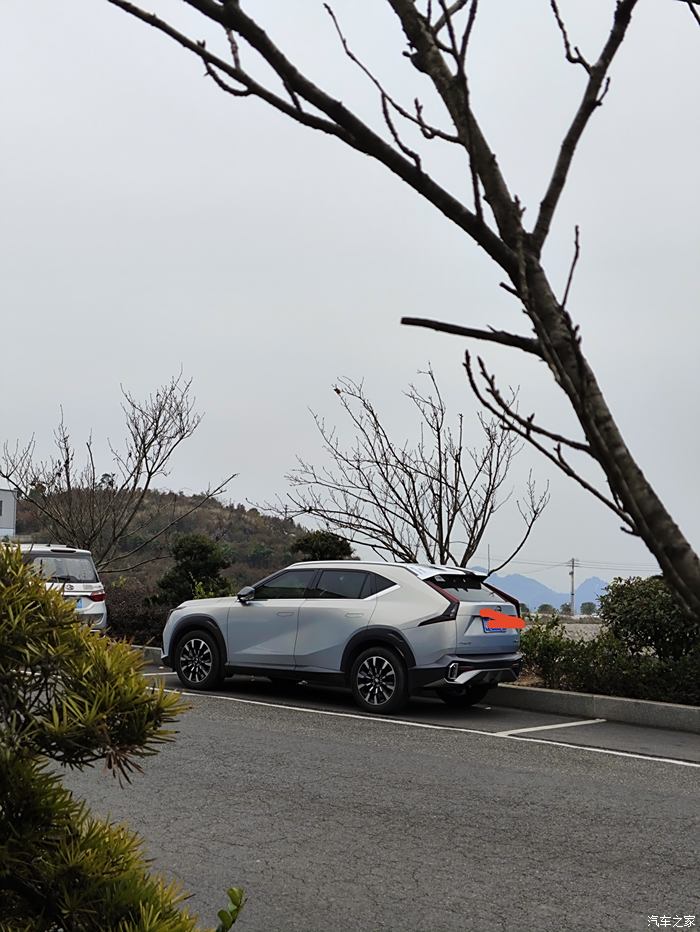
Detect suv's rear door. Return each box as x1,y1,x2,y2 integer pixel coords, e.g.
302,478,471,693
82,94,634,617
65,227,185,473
426,573,521,655
294,569,376,671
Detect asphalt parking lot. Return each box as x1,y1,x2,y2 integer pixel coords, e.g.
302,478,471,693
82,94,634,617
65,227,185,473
62,666,699,932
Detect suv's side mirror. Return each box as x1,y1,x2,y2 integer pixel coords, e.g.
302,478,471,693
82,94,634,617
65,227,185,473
237,586,255,604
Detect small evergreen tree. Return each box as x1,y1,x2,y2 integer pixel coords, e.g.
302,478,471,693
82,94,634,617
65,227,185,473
537,603,556,615
290,530,354,562
155,534,232,606
580,601,597,616
0,544,244,929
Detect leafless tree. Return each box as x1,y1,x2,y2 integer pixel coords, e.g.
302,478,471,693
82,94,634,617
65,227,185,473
267,370,549,569
1,374,235,571
104,1,700,612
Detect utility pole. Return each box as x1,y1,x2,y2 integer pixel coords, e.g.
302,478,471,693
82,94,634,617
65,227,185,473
569,558,577,616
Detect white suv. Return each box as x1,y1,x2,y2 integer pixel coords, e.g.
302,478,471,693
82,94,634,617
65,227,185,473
162,561,522,713
20,544,108,631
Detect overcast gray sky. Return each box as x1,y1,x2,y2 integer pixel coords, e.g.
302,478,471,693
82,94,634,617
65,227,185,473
2,1,698,589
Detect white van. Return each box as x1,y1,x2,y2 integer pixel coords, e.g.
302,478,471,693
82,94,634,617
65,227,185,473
20,543,108,631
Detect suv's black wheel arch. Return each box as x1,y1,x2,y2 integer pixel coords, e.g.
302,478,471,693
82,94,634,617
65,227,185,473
170,615,226,676
341,628,416,680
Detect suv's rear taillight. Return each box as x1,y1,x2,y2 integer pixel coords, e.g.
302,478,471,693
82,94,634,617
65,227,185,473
89,590,106,602
419,580,460,625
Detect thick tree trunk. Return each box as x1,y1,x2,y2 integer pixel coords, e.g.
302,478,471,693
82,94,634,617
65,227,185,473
526,260,700,616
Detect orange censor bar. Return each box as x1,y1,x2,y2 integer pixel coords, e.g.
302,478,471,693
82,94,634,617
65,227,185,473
479,607,525,630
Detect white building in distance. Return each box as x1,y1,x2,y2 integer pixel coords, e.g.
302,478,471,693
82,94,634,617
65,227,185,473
0,488,17,538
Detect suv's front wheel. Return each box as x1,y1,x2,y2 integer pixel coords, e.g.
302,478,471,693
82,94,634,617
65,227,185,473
175,629,223,691
350,646,408,714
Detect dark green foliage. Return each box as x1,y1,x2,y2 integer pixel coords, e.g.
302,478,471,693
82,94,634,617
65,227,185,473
154,534,232,607
598,575,700,661
559,602,572,616
537,603,556,614
0,544,245,929
106,579,169,645
521,617,699,705
290,530,354,561
579,601,597,616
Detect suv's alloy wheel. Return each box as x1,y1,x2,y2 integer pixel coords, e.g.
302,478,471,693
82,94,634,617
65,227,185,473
350,646,408,714
175,629,222,690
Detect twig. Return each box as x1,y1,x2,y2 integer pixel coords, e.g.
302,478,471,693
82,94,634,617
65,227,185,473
549,0,591,72
562,225,581,310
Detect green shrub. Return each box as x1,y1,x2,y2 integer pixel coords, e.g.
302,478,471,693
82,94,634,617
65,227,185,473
598,575,700,660
521,617,699,705
0,544,244,928
106,579,169,645
290,530,354,561
155,534,233,607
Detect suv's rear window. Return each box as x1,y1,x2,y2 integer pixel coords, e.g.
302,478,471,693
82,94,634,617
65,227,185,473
427,573,484,602
25,553,98,584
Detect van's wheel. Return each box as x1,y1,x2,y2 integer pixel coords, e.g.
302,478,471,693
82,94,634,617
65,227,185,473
436,684,491,707
175,629,222,690
350,646,408,714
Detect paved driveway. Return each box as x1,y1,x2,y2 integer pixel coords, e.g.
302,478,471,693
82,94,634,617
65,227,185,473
63,670,699,932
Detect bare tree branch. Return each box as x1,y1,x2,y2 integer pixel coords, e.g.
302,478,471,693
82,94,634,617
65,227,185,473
264,369,547,568
402,317,543,356
533,0,639,252
2,375,235,570
463,352,633,528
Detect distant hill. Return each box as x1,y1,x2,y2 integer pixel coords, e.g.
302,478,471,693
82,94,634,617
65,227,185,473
471,566,607,612
16,491,304,588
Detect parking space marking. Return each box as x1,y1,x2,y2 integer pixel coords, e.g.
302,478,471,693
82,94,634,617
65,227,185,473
495,718,606,736
166,689,700,769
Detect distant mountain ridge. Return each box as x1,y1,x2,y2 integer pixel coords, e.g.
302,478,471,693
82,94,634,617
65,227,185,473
469,566,607,612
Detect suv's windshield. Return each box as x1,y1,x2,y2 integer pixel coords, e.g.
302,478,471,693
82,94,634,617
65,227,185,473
428,573,484,602
26,553,99,584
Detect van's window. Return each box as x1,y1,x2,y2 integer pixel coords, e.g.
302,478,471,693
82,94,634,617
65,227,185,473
428,574,483,601
26,553,99,584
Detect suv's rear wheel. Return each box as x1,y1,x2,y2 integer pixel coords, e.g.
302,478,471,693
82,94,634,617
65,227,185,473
436,683,491,707
175,629,222,691
350,646,408,714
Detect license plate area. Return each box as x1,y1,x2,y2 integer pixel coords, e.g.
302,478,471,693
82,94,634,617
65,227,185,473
482,619,505,633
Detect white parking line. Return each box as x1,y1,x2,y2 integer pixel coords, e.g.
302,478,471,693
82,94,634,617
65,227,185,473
165,688,700,769
495,718,606,736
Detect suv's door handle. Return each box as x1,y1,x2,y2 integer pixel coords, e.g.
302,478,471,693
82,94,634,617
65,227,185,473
276,611,295,616
345,612,364,617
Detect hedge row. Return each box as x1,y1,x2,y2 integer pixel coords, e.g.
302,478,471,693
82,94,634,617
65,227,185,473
521,619,700,706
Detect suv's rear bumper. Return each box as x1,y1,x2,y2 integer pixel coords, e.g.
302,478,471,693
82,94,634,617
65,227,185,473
409,652,522,690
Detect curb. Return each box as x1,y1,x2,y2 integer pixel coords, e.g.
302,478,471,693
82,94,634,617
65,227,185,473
486,684,700,735
134,644,699,735
136,645,162,665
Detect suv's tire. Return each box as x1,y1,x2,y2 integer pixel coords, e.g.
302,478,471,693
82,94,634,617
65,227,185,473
174,629,223,691
436,683,491,707
350,646,409,714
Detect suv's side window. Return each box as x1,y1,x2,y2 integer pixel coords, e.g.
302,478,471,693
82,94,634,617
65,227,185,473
371,574,395,595
311,570,371,600
254,569,316,600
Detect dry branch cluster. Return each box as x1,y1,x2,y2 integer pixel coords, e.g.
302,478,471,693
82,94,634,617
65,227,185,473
268,370,549,567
